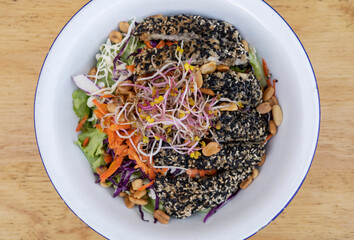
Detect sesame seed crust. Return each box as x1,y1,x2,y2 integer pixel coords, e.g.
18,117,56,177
204,71,263,107
154,167,254,218
154,142,264,170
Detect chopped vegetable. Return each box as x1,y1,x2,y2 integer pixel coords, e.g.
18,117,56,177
249,47,267,88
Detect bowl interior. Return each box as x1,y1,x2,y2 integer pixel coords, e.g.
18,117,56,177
34,0,320,239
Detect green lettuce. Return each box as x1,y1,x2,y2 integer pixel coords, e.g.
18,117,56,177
76,128,107,171
72,89,91,118
249,47,267,88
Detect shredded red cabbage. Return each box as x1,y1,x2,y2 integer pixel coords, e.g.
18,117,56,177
203,190,240,223
139,205,149,222
149,40,158,48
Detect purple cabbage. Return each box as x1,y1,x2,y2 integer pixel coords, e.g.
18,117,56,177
203,190,240,223
149,40,158,48
139,206,149,222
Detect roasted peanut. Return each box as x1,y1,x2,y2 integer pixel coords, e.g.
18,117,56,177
217,65,230,72
109,30,123,44
107,103,117,113
117,80,133,94
118,192,127,197
219,102,238,111
153,210,170,224
133,189,147,199
100,181,109,188
119,21,130,34
202,142,221,156
200,61,217,74
150,14,164,18
128,196,148,206
200,88,216,96
269,120,277,135
124,195,135,209
256,102,272,114
252,169,259,179
194,71,203,88
131,179,143,190
96,166,107,175
272,105,283,126
240,176,253,189
241,40,249,52
88,67,97,80
263,86,275,101
271,96,279,105
258,154,266,167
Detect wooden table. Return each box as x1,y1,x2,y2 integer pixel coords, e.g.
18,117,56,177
1,0,353,239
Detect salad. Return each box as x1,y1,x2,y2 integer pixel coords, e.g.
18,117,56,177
72,15,283,224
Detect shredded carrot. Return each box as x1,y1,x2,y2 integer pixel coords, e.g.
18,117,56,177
99,94,115,99
165,41,178,46
273,79,277,96
126,65,135,72
155,40,165,49
114,144,128,156
100,156,124,183
110,124,131,131
82,137,90,147
144,41,153,48
128,147,150,175
76,115,88,132
188,169,217,178
92,98,107,115
93,109,104,119
137,180,155,191
127,133,142,149
104,129,116,144
264,134,273,144
263,59,272,87
104,154,113,164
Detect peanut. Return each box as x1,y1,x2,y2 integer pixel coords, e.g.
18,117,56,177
241,40,249,52
153,210,170,224
117,80,133,94
252,169,259,179
119,21,130,34
88,67,97,80
128,196,148,206
263,86,275,101
194,71,203,88
118,192,127,197
240,176,253,189
133,189,147,199
272,105,283,126
109,30,123,44
219,102,238,111
200,61,217,74
150,14,164,18
271,96,279,105
202,142,221,156
131,179,143,191
258,154,266,167
124,195,135,209
217,65,230,72
256,102,272,114
107,103,117,113
200,88,216,96
96,166,107,175
269,120,277,135
100,181,109,188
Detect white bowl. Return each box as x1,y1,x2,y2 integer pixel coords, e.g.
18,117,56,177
34,0,320,239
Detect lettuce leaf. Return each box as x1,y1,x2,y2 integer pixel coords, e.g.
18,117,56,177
76,128,107,171
72,89,90,118
249,47,267,88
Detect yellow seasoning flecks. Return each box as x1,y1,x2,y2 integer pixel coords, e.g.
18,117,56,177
216,124,221,130
138,107,142,112
184,63,196,72
200,141,206,148
146,116,155,123
194,136,201,141
179,110,186,118
167,137,172,143
188,98,195,106
190,152,195,158
177,45,184,53
194,151,201,159
237,101,244,108
143,136,149,144
154,135,161,140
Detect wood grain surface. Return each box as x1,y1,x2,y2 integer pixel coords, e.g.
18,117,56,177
0,0,353,239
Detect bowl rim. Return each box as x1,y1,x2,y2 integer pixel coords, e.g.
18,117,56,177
33,0,321,239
